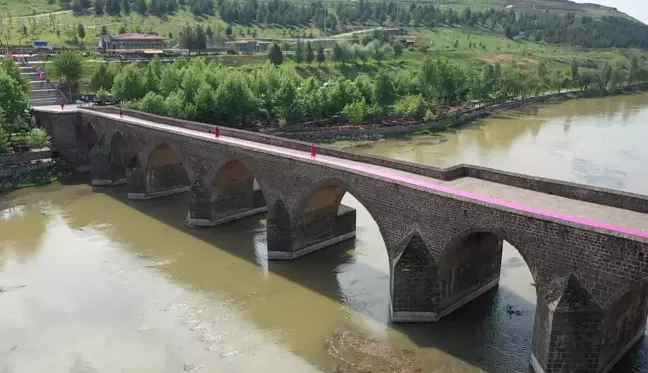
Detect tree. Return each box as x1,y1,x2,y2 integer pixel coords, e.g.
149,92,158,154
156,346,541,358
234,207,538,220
106,0,120,16
571,59,579,83
268,43,283,66
53,51,83,92
101,25,108,35
195,25,207,54
0,70,29,126
332,42,343,65
135,0,146,14
206,26,214,39
306,42,314,65
354,44,369,65
629,57,640,85
26,128,51,149
327,12,338,32
537,62,548,79
167,0,177,13
225,24,233,38
112,64,146,101
294,41,304,65
118,24,127,34
72,0,84,14
610,64,627,89
393,42,403,58
179,25,195,53
90,63,115,92
316,45,326,66
77,24,86,43
121,0,130,14
214,72,259,124
597,62,613,91
79,0,92,10
94,0,104,15
373,70,395,113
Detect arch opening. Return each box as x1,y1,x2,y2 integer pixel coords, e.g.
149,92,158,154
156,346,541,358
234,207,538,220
210,160,265,218
76,122,98,153
145,143,190,195
433,230,539,369
190,159,267,227
109,131,131,181
439,231,511,308
292,183,349,251
273,180,391,321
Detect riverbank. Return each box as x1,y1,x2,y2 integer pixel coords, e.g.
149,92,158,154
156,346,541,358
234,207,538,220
269,85,647,143
0,150,74,192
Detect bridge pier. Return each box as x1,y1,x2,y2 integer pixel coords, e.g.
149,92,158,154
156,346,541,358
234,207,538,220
267,200,356,260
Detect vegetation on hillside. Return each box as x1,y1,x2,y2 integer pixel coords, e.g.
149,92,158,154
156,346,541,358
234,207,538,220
1,0,646,50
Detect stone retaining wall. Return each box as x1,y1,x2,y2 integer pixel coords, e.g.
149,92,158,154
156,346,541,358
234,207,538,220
0,150,53,166
82,106,648,213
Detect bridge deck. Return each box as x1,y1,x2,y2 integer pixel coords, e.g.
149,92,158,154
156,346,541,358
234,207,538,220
41,105,648,239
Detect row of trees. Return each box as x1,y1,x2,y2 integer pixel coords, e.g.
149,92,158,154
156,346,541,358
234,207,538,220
267,39,399,67
79,54,648,128
66,0,208,17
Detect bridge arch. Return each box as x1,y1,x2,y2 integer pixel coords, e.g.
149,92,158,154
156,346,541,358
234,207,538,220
75,121,98,154
108,130,133,181
188,157,268,227
277,176,392,318
144,142,191,195
291,177,384,231
288,177,389,257
437,228,538,307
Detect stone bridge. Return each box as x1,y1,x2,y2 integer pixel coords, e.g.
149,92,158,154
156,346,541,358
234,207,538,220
34,105,648,373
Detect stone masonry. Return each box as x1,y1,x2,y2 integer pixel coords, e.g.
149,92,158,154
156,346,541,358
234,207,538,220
33,107,648,373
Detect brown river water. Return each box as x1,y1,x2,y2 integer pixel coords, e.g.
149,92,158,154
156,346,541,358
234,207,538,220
2,93,648,373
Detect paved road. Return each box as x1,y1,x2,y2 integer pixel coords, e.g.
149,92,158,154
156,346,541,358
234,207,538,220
38,105,648,239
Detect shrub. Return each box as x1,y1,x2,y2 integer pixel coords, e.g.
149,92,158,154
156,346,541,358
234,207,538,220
394,94,425,117
0,125,9,153
343,99,368,123
26,128,52,149
423,109,437,122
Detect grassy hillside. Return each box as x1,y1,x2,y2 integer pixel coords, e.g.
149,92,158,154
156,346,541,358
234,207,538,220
5,0,648,95
448,0,635,20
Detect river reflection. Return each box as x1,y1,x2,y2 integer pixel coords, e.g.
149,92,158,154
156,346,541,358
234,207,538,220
2,92,648,373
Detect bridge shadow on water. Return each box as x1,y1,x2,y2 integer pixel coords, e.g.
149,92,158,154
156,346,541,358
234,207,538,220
46,176,644,373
